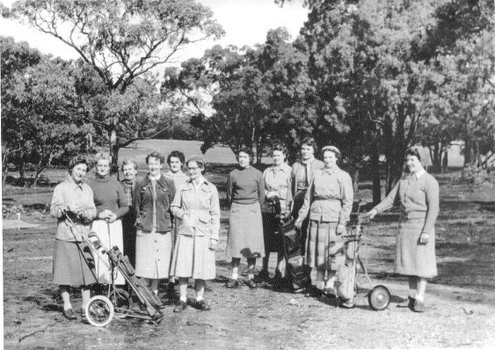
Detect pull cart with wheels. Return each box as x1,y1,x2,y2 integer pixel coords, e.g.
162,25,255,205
338,206,391,311
66,215,164,326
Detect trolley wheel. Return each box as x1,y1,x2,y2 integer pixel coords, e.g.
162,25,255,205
368,285,391,311
109,288,130,310
85,295,114,327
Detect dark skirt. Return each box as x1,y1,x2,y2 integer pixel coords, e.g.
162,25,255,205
395,218,437,278
53,239,97,286
262,213,283,254
306,221,344,270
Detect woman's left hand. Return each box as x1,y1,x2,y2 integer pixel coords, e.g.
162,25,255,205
208,238,218,251
419,232,429,245
106,212,118,223
336,223,346,235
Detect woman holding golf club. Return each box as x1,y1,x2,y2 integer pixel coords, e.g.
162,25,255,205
51,155,97,320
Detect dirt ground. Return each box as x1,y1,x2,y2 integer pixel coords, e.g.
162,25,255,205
3,172,495,349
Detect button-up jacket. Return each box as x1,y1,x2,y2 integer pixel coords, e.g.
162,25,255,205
170,179,220,240
262,163,292,214
50,176,97,242
298,166,354,224
133,175,176,232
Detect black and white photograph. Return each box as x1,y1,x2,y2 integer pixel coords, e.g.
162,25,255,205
1,0,494,349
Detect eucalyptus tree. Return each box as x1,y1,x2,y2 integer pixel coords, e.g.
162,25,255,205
11,0,224,165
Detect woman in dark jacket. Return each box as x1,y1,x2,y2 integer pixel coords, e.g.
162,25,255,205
134,151,176,295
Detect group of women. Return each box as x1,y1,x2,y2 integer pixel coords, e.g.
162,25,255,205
51,140,439,320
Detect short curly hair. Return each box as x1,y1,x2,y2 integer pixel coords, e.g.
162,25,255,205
68,155,90,172
146,151,165,164
167,150,185,166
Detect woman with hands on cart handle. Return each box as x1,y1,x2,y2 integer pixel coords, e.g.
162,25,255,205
50,155,97,320
367,148,439,313
294,146,354,305
170,155,220,313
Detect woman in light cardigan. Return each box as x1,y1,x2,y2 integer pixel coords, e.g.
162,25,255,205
368,148,439,313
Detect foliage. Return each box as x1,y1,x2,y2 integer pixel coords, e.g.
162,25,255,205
10,0,224,166
164,28,311,162
2,49,95,186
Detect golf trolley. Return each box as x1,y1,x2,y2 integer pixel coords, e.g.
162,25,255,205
338,205,391,311
275,199,391,310
66,215,164,327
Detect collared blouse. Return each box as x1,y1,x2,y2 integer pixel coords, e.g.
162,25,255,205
262,162,292,213
50,175,97,242
170,178,220,240
298,166,354,224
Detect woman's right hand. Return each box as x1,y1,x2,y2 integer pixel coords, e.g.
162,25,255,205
367,209,378,220
294,218,303,229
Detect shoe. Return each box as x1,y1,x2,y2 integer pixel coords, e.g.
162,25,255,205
173,301,187,313
339,299,356,309
397,296,415,308
63,308,77,320
304,286,322,298
244,279,258,289
224,279,240,288
194,300,211,311
413,299,425,313
256,270,270,282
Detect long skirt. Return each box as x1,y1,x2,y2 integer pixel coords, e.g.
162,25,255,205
170,235,216,280
395,217,437,278
306,221,344,271
91,219,125,285
135,230,172,279
262,212,283,254
53,239,97,286
226,202,265,259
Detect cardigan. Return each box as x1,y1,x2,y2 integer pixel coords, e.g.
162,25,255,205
373,172,439,234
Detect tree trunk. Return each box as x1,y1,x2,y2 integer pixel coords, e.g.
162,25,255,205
429,142,442,173
352,168,360,196
442,149,448,172
464,134,472,167
371,147,381,205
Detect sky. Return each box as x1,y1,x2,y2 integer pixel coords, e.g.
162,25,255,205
0,0,309,64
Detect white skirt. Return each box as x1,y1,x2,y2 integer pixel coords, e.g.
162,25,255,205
135,230,173,279
91,219,125,285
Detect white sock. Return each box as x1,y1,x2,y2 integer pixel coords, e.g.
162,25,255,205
180,296,187,302
248,273,254,280
196,296,203,302
415,295,424,302
232,273,238,280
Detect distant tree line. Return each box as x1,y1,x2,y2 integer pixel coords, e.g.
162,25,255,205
166,0,495,201
2,0,494,202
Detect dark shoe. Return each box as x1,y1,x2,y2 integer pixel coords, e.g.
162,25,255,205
244,279,258,289
63,308,77,320
397,296,415,308
256,270,269,282
194,300,211,311
413,299,425,313
304,286,322,298
224,279,240,288
173,301,187,313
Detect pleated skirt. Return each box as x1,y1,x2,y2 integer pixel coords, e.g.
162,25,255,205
91,219,125,285
226,202,265,259
170,235,216,280
306,221,345,270
135,230,172,279
395,218,437,278
53,239,97,286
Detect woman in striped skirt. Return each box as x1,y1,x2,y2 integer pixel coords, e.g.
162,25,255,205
295,146,354,306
